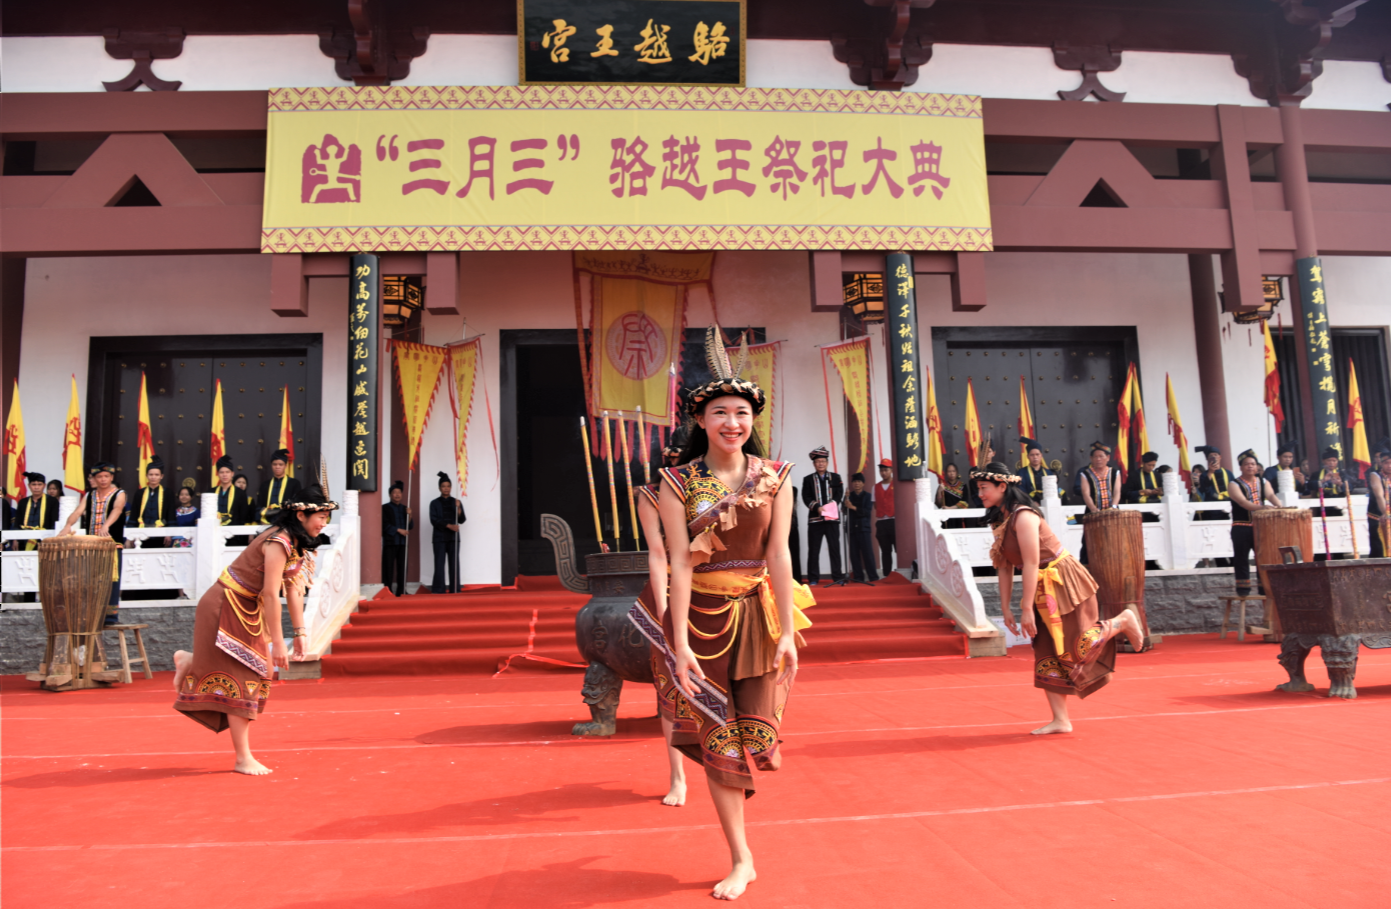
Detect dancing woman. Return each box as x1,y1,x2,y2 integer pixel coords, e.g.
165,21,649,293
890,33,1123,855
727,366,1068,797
635,463,689,807
973,462,1144,735
172,482,336,774
637,327,811,900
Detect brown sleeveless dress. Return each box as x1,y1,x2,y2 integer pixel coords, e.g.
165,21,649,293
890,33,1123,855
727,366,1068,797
638,456,798,794
992,507,1116,699
173,528,312,731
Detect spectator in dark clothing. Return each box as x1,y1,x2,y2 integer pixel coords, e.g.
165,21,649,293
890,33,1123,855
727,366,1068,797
429,471,465,593
846,472,877,585
801,446,845,586
382,479,413,596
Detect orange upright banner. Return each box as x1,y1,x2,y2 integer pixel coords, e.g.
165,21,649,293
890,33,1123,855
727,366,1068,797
136,372,155,482
1017,375,1035,466
1130,368,1150,462
925,366,945,480
1347,359,1371,480
4,381,25,501
447,338,490,494
741,341,781,457
209,380,226,479
63,376,84,493
1166,373,1192,484
824,338,872,475
278,385,296,477
1262,321,1285,433
393,340,448,470
964,379,982,466
1116,363,1136,481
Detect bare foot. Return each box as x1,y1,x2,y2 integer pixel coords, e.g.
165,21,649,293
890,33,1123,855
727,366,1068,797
712,862,756,900
1114,610,1146,652
662,778,687,807
233,756,273,776
172,650,192,693
1030,720,1073,735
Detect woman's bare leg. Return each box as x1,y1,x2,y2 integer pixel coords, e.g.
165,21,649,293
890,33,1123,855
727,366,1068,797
707,778,756,900
1032,689,1073,735
1108,607,1146,651
661,718,687,806
228,715,271,775
171,650,192,692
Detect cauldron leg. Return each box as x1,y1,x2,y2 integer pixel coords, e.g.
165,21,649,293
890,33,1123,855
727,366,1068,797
573,661,623,736
1320,634,1361,700
1275,634,1316,693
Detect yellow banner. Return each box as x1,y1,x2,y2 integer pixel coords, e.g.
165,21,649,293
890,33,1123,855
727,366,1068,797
741,340,779,457
137,371,154,482
825,338,871,476
64,375,84,493
393,341,449,471
449,340,480,493
4,380,25,498
262,85,990,253
592,277,685,420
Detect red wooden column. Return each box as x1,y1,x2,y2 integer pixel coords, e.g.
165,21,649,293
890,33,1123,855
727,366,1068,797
1186,254,1232,458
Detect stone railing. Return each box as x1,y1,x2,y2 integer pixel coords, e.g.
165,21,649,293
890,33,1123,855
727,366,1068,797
2,492,362,655
913,475,1003,656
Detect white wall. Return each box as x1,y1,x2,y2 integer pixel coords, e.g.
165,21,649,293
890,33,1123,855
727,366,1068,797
4,34,1387,111
18,255,349,503
917,252,1208,474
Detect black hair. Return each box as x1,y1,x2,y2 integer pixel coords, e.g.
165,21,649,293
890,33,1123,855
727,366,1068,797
176,485,195,503
46,479,63,495
233,472,248,486
678,395,766,462
974,461,1043,527
943,463,959,479
851,472,865,483
268,488,332,551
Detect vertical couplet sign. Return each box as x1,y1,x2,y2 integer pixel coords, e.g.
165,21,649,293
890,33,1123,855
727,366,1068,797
1296,256,1341,461
348,253,380,491
885,252,924,482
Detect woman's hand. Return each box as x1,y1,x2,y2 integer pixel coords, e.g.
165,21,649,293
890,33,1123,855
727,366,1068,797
673,645,705,698
1021,608,1038,638
291,635,307,660
999,608,1018,636
774,635,799,686
271,640,290,669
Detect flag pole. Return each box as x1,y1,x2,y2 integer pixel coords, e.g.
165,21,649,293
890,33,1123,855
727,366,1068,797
618,411,639,544
603,412,621,552
1347,486,1359,559
637,405,650,486
579,417,605,550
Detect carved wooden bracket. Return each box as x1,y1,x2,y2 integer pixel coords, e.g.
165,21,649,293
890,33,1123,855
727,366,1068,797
318,0,430,86
1232,0,1366,106
1053,43,1125,102
831,0,935,91
101,28,184,92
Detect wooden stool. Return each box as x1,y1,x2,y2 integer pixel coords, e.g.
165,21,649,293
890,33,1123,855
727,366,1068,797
1218,594,1268,642
104,624,153,684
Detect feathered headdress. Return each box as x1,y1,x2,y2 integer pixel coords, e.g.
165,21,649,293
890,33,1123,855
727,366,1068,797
686,325,767,415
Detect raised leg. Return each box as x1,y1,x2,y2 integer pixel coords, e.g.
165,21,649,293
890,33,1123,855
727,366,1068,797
572,661,623,736
1320,633,1362,700
1275,634,1316,693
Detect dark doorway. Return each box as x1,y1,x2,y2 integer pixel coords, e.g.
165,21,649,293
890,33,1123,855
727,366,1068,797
932,327,1139,490
1274,327,1391,467
87,335,322,494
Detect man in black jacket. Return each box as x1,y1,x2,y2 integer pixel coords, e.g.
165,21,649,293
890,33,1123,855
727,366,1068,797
429,471,465,593
801,446,845,586
256,448,303,522
845,472,877,585
382,479,413,596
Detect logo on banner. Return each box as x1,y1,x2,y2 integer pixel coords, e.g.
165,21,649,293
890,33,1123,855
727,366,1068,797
606,312,668,380
302,134,363,203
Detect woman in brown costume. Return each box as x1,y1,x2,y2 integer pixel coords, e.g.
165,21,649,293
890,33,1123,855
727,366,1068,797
634,327,812,900
974,461,1144,736
171,483,335,775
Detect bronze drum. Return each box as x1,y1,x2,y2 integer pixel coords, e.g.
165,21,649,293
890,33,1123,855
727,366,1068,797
28,536,121,690
1252,508,1313,639
1080,509,1153,648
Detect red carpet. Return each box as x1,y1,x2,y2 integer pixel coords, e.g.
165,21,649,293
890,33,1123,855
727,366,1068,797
326,573,962,676
5,636,1390,908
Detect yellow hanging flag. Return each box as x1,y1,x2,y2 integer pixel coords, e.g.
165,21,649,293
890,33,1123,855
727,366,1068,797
210,379,226,480
925,366,945,480
1166,373,1192,485
1262,321,1284,433
824,338,872,476
64,375,84,492
1347,358,1371,480
278,385,295,478
964,378,982,467
393,340,449,470
1131,365,1150,465
1017,375,1035,467
4,381,26,499
741,341,780,458
1116,363,1135,481
448,340,480,493
137,371,155,483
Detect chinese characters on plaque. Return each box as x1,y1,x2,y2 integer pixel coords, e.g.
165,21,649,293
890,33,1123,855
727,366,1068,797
1295,255,1343,460
885,252,924,481
520,0,744,86
348,253,380,491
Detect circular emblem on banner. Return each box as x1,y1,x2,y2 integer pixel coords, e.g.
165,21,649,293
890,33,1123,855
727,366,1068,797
605,312,667,380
